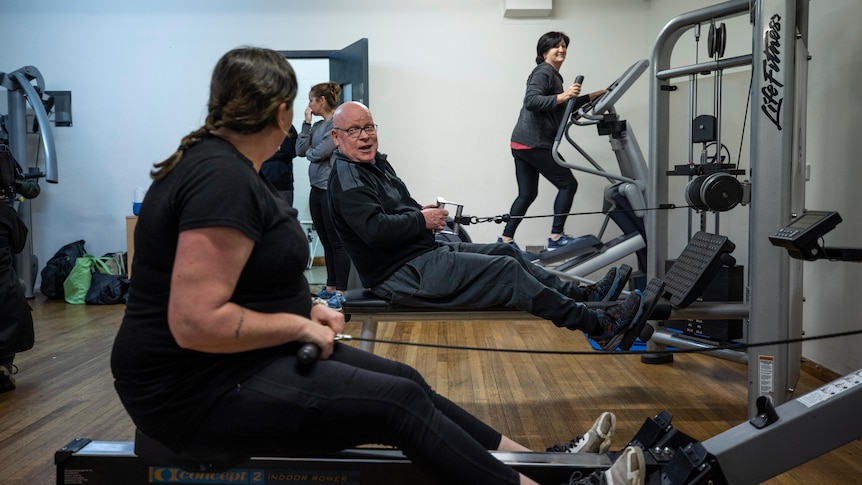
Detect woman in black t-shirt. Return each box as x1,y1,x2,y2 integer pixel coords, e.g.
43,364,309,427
260,125,299,206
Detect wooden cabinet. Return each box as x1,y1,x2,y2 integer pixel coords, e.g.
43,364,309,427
126,216,137,278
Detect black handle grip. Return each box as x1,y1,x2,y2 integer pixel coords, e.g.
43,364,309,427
553,76,585,143
297,342,321,364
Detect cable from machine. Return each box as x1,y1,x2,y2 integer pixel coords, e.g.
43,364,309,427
458,203,687,227
333,328,862,358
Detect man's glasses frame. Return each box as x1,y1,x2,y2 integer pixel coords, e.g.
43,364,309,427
334,124,378,139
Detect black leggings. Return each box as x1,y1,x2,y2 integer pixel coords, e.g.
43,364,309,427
309,187,350,290
192,344,520,485
503,147,578,238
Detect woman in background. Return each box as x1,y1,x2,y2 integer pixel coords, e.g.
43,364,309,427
297,82,349,310
502,31,606,252
261,125,299,205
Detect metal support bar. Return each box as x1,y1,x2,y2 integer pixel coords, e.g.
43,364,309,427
3,66,60,298
746,0,808,416
647,0,809,417
656,54,753,81
703,368,862,484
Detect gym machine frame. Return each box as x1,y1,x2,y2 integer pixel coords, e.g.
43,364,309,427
1,65,61,297
646,0,809,416
55,361,862,484
57,211,861,483
544,59,652,280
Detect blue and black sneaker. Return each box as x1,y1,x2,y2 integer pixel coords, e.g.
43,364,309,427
315,288,337,301
327,292,345,311
591,277,666,351
496,237,523,252
547,233,579,250
591,290,642,351
586,264,632,302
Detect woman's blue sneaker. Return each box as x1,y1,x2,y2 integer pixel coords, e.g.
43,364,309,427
496,237,523,252
547,234,580,250
316,288,337,300
327,292,345,311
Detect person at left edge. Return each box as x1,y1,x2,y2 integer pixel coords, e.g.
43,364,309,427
0,152,37,393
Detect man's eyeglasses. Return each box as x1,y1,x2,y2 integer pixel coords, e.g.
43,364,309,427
334,124,378,139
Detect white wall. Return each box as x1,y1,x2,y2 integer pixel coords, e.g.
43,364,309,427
2,0,861,374
795,0,862,374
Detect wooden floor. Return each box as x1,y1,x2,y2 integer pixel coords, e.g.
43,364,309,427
2,298,861,484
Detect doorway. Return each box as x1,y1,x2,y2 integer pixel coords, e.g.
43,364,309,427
280,39,368,283
280,38,369,107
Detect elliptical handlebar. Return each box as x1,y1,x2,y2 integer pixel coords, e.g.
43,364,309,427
551,61,651,187
553,75,584,145
5,67,59,183
589,59,649,116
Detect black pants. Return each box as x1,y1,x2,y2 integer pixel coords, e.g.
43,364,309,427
503,147,578,238
373,242,596,332
277,189,294,207
192,344,520,485
0,205,34,360
309,187,350,291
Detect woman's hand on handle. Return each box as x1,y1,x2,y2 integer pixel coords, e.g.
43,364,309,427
558,83,581,104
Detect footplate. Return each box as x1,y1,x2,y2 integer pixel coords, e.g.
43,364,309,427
664,231,736,308
616,277,665,351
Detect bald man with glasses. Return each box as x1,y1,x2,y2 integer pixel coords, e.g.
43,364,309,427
328,101,650,352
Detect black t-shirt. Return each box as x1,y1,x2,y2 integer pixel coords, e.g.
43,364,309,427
328,152,434,288
260,126,298,191
111,136,310,450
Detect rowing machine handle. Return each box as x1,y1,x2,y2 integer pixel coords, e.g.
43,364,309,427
553,75,584,144
297,342,320,364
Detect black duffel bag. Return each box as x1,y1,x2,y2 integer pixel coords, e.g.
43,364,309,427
40,239,86,299
85,272,130,305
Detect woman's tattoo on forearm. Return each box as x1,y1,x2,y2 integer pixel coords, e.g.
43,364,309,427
235,308,245,338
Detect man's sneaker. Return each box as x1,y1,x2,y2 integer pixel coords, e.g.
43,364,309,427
315,288,337,301
0,363,18,394
547,412,616,454
497,237,523,252
585,265,632,302
547,233,579,250
569,446,646,485
327,292,345,311
591,291,642,351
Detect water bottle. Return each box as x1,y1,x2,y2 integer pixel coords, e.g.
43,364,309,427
133,187,147,215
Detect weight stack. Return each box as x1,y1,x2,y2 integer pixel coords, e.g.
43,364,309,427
664,260,743,341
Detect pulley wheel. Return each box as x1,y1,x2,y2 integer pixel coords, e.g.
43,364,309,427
700,172,742,212
684,174,710,211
